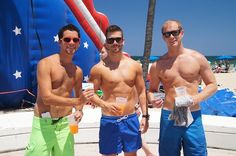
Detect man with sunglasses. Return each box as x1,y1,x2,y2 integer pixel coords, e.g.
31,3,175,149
148,20,217,156
25,24,94,156
89,25,149,156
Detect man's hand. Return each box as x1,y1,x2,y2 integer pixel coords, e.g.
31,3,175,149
149,92,164,108
139,117,149,133
102,102,122,116
74,110,83,122
80,88,94,104
151,98,163,108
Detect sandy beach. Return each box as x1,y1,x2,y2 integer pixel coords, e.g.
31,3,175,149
214,73,236,92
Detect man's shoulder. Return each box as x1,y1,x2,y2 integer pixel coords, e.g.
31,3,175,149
39,53,58,62
186,49,205,59
91,61,104,70
185,48,201,55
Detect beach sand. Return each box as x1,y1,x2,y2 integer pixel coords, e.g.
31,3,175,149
201,73,236,92
214,73,236,92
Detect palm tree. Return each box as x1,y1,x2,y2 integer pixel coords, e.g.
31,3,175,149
142,0,156,87
142,0,156,115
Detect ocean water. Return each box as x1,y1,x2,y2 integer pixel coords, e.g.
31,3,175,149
132,56,236,64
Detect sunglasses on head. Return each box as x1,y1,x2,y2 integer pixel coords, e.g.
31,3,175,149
162,28,182,38
63,37,80,43
106,37,123,44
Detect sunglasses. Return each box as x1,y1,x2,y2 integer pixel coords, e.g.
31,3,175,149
106,37,123,44
63,37,80,43
162,29,182,38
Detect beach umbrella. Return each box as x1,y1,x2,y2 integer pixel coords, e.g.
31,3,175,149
149,56,159,61
216,55,236,60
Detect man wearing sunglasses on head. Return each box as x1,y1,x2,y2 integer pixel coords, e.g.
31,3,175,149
147,20,217,156
89,25,149,156
25,24,94,156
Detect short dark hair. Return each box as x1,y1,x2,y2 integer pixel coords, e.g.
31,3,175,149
105,25,123,38
58,24,80,40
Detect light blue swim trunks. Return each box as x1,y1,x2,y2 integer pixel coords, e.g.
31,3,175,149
99,113,142,155
159,109,207,156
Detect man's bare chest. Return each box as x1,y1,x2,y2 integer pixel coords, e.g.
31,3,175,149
102,68,135,86
51,67,75,90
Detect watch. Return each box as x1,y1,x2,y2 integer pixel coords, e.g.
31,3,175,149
142,114,150,120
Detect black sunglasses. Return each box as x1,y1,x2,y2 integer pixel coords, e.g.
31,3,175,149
162,29,182,38
63,37,80,43
106,37,123,44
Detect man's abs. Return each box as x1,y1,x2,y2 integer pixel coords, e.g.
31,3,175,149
34,102,72,118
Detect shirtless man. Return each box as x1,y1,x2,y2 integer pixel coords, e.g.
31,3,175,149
148,20,217,156
89,25,148,156
25,24,94,156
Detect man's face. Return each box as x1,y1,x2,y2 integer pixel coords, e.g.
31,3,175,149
105,31,124,53
59,30,80,55
162,22,183,47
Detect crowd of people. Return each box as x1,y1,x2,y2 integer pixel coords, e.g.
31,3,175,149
212,60,230,73
25,20,217,156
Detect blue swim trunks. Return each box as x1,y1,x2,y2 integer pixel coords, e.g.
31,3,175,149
99,113,142,155
159,109,207,156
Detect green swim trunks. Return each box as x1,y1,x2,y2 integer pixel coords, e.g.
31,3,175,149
25,116,74,156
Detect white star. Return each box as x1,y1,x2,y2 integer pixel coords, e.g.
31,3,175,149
84,75,89,82
13,70,22,79
13,26,21,36
54,35,59,42
83,41,89,49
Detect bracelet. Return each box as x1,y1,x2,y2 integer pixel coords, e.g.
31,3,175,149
142,114,150,120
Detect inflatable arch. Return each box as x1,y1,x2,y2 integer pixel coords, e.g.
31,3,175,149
0,0,109,109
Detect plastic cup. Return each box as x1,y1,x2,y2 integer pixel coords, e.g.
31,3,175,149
116,97,127,115
96,90,103,97
68,115,78,134
153,92,165,100
82,83,94,90
175,86,187,96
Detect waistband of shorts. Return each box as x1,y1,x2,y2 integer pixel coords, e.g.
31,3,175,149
162,108,202,118
33,115,68,122
101,113,137,120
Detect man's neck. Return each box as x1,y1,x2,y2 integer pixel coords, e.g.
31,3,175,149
167,45,184,57
108,51,123,63
59,53,73,65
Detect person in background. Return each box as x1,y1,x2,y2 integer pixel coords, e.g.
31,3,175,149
148,19,217,156
135,103,155,156
89,25,149,156
25,24,94,156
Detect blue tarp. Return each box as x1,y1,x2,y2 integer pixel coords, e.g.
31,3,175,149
201,88,236,117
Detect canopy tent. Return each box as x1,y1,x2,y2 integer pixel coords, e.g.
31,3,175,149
216,55,236,60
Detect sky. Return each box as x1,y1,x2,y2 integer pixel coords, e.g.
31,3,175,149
94,0,236,56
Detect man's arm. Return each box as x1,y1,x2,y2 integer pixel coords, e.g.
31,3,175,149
37,60,90,106
147,62,163,108
135,66,147,115
194,54,217,103
72,68,85,121
135,63,149,133
89,64,107,108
